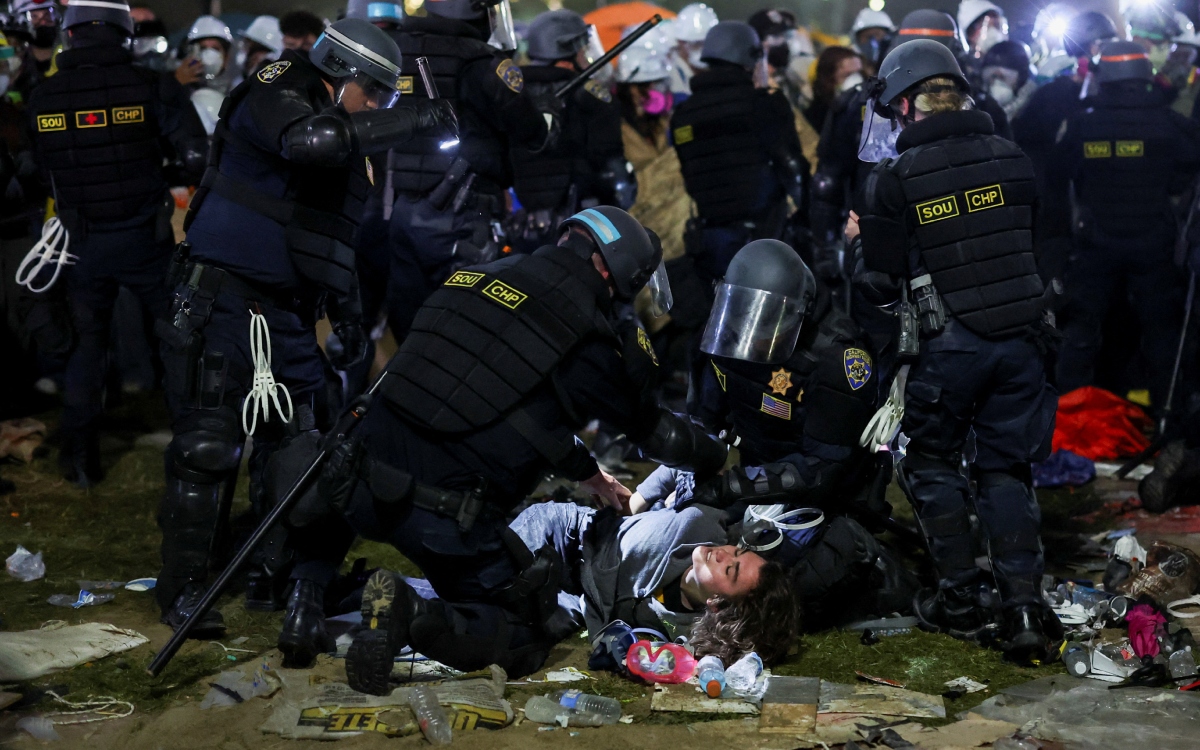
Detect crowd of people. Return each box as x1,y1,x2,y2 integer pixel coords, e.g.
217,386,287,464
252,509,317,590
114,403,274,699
2,0,1200,694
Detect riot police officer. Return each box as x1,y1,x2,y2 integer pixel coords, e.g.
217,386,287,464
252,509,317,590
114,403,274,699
507,9,631,254
671,20,807,292
281,207,726,685
156,18,451,639
382,0,548,340
6,0,59,102
26,0,206,486
1050,41,1200,414
851,40,1057,662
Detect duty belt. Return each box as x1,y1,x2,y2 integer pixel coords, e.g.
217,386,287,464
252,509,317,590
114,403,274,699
360,456,488,533
183,261,299,312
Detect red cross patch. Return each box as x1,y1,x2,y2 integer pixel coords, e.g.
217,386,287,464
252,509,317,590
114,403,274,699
75,110,108,129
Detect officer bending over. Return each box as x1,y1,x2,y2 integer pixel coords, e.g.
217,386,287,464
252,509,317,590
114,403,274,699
279,207,727,681
156,19,451,637
850,40,1058,663
27,0,206,486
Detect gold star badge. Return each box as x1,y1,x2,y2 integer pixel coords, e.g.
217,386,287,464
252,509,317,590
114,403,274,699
768,368,793,396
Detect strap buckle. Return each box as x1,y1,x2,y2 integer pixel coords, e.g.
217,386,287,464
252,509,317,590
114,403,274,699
456,479,488,534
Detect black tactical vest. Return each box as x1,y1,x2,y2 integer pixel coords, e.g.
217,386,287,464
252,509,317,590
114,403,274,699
383,246,614,434
388,20,498,194
891,127,1044,337
185,52,370,297
1068,86,1187,243
671,66,776,225
710,305,877,465
28,46,166,222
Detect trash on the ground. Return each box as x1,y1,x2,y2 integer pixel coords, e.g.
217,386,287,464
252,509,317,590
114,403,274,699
696,654,725,697
1032,448,1095,488
944,677,988,694
199,661,281,709
1167,594,1200,619
1127,602,1167,657
1094,462,1153,481
41,690,133,725
973,680,1200,749
892,714,1019,749
6,545,45,582
124,578,156,592
1116,541,1200,605
75,580,124,590
726,652,767,700
650,681,760,714
818,680,946,719
757,675,819,735
990,734,1042,750
0,418,46,463
0,691,22,710
47,590,114,608
1061,641,1139,682
409,684,453,744
625,640,695,684
260,667,512,740
16,716,60,742
543,667,591,683
1052,386,1151,461
524,689,622,727
844,616,917,637
618,715,633,724
856,671,905,688
0,621,147,681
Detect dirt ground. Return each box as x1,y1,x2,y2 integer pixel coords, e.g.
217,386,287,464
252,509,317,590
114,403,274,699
0,393,1178,748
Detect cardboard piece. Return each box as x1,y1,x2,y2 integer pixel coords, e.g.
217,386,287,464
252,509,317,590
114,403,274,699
819,681,946,719
649,682,759,714
0,621,147,681
758,676,820,735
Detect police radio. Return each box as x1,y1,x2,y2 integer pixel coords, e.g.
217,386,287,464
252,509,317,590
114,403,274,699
897,283,920,358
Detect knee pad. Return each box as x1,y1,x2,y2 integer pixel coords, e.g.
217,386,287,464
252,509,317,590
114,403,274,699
169,406,243,483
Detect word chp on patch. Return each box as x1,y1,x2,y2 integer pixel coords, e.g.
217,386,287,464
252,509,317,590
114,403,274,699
37,105,146,132
915,184,1007,225
1084,140,1144,158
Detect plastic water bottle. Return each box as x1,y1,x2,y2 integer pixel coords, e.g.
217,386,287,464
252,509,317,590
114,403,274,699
725,652,763,694
407,685,452,745
524,689,621,727
696,655,726,698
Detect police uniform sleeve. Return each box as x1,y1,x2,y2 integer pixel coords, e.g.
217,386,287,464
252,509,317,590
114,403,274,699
758,90,809,202
461,55,549,152
578,85,634,208
687,359,732,434
857,162,910,276
152,70,208,184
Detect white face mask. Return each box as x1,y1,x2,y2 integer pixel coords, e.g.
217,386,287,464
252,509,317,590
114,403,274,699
199,47,224,77
989,80,1015,106
687,43,705,70
840,71,864,92
976,25,1007,55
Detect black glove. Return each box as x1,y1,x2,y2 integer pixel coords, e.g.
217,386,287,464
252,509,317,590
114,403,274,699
417,99,458,139
329,319,368,370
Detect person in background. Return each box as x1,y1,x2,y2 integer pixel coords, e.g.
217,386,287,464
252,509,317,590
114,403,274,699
236,15,283,85
747,8,820,170
980,40,1037,121
957,0,1008,76
849,7,895,74
804,46,861,133
667,2,718,102
280,10,324,53
180,16,234,134
6,0,60,102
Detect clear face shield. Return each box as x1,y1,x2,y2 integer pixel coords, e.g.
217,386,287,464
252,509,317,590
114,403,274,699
858,90,901,163
486,0,517,53
700,282,807,364
646,260,673,317
336,70,401,110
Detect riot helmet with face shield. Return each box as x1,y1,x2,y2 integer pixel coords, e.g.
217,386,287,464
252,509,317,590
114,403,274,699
558,207,672,315
309,18,404,110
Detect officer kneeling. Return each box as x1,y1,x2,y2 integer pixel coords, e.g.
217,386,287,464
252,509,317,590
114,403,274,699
281,207,728,686
850,40,1058,663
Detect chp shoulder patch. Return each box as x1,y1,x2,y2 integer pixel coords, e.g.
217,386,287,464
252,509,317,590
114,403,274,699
584,79,612,103
257,60,292,84
496,58,523,93
711,361,727,391
636,327,659,365
844,348,873,391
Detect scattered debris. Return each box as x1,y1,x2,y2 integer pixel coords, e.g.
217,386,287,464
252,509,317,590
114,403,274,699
200,661,281,709
943,677,988,694
46,591,114,608
818,680,946,719
6,545,44,582
0,622,147,681
758,675,819,735
650,682,759,714
856,672,905,689
16,716,60,742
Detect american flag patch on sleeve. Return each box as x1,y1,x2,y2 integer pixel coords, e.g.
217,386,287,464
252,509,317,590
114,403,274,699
760,393,792,420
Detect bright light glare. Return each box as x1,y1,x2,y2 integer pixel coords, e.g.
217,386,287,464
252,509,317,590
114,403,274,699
1047,16,1070,38
439,139,460,150
868,0,885,11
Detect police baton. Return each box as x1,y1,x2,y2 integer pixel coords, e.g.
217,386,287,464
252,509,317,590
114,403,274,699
554,15,663,100
146,372,391,678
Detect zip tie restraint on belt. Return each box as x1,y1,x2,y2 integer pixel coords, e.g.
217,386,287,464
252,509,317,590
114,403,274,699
860,364,910,448
15,217,75,293
242,309,292,436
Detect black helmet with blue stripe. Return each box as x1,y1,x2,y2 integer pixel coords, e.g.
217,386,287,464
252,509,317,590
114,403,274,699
558,206,672,315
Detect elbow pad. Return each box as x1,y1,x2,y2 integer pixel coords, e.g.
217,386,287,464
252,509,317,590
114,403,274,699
347,105,438,155
811,169,841,204
281,112,353,166
598,157,637,210
638,411,728,481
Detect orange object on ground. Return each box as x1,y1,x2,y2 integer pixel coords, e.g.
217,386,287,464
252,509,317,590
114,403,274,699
1051,386,1151,460
584,2,675,51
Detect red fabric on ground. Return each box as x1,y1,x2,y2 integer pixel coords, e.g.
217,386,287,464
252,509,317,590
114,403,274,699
1051,386,1151,460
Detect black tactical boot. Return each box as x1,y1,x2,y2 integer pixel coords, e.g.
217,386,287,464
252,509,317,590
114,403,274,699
345,570,419,695
244,568,289,612
161,583,226,639
913,583,1000,641
277,580,335,668
998,604,1057,665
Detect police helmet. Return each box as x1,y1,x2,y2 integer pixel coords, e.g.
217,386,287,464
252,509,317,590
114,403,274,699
187,15,233,45
616,27,673,83
310,17,403,105
747,8,796,41
526,9,588,63
673,3,718,43
424,0,486,21
700,239,815,364
63,0,132,35
981,40,1032,88
700,21,761,70
345,0,404,25
852,8,896,36
559,207,671,312
1125,3,1180,43
1095,40,1153,84
241,15,283,56
877,38,969,109
895,10,965,55
1063,11,1119,59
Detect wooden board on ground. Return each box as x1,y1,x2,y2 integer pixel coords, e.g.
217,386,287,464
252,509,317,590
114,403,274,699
649,682,759,714
819,681,946,719
758,676,820,735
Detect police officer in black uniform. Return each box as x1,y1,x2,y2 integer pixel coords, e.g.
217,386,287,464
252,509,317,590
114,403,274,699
671,20,807,291
1050,41,1200,414
852,40,1057,662
280,207,726,686
26,0,206,485
155,17,452,638
383,0,548,340
507,9,632,254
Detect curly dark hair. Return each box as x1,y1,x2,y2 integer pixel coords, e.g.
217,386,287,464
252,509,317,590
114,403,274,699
687,560,801,666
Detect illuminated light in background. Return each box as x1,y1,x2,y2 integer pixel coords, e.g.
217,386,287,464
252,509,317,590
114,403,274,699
405,0,424,13
868,0,886,11
439,138,460,150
